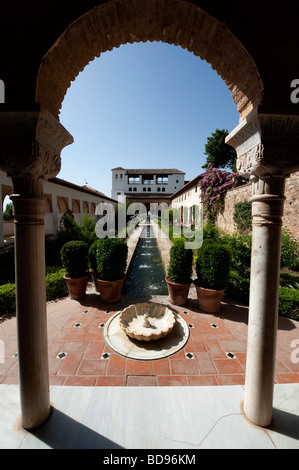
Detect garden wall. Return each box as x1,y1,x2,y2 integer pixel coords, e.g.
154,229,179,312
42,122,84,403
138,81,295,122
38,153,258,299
217,171,299,240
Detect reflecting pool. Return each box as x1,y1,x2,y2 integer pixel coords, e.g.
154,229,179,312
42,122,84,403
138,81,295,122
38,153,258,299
124,225,168,295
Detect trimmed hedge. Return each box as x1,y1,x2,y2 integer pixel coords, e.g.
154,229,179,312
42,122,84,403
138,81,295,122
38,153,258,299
60,240,89,278
225,272,250,305
96,238,128,281
279,286,299,321
46,268,68,301
196,239,231,290
0,283,16,315
167,238,193,284
225,273,299,321
0,268,68,316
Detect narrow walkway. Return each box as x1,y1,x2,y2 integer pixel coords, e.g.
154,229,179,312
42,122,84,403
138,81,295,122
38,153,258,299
1,287,298,387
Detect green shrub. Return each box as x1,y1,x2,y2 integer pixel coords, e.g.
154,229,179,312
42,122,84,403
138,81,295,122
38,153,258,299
96,238,128,281
88,239,104,271
0,283,16,315
203,223,220,240
46,268,68,301
0,269,69,316
61,213,82,241
233,201,252,233
225,271,250,304
60,240,89,278
280,272,299,288
280,229,299,271
195,239,231,290
220,233,251,276
279,286,299,321
0,246,15,284
80,213,97,246
167,239,193,284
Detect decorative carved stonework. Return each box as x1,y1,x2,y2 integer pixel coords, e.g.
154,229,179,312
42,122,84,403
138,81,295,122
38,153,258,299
0,107,73,194
226,108,299,182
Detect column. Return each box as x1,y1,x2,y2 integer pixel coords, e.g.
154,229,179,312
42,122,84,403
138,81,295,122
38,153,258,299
225,109,299,428
243,175,285,426
0,106,73,429
11,176,50,429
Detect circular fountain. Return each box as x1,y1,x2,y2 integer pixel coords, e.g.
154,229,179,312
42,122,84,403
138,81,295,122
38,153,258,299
103,302,190,361
119,303,176,342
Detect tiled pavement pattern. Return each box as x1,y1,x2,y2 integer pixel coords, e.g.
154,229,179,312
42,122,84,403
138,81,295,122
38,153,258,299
1,287,299,387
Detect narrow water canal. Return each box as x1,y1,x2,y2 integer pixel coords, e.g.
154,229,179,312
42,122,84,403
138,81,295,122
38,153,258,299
124,225,168,296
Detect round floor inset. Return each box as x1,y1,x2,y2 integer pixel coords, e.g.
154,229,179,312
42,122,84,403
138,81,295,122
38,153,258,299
103,306,190,361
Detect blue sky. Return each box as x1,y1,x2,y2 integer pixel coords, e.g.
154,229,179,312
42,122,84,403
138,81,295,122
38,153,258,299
59,41,239,198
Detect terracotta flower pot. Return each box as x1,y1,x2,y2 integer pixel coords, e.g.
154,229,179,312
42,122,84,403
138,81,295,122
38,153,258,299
194,282,225,313
94,276,125,303
165,277,191,306
64,274,89,300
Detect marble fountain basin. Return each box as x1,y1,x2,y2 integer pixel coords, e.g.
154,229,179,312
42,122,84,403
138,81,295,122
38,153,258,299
119,303,176,342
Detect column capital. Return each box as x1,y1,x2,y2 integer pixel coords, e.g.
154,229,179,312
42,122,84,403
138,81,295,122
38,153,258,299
0,106,73,192
226,107,299,180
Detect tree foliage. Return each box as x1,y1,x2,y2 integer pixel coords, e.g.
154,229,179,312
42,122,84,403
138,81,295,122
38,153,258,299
203,129,237,172
3,202,13,221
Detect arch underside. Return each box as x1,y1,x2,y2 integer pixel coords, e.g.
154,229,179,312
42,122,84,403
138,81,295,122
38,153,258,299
36,0,263,120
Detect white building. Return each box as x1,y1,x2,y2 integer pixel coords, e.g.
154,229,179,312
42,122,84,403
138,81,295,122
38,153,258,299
170,173,203,225
0,170,116,247
111,167,185,200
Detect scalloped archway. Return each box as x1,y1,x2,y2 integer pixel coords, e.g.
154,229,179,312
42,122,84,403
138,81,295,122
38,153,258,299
36,0,263,121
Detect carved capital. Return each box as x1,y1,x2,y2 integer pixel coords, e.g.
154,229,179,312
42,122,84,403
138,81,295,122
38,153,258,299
248,174,286,227
0,106,73,183
226,108,299,179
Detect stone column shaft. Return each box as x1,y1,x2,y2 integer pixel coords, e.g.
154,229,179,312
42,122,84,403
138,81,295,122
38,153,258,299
225,109,299,427
0,107,73,429
11,189,50,429
244,177,285,426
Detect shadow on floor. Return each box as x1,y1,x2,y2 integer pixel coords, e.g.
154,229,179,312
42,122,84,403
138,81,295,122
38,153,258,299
267,408,299,441
30,407,123,449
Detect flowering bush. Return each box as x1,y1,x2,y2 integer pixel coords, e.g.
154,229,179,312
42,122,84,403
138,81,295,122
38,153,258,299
198,164,238,223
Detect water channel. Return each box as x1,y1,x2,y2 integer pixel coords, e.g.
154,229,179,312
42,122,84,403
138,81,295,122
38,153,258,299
124,225,168,296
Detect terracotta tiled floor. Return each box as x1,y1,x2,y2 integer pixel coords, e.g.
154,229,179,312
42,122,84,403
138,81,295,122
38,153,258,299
1,288,299,387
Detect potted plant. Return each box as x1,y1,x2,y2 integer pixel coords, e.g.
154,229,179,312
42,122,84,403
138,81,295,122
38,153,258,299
94,237,128,303
165,239,193,306
194,239,231,313
61,240,90,300
88,239,103,290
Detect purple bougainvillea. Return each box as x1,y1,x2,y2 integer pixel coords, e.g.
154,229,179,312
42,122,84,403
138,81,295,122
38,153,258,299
198,163,238,223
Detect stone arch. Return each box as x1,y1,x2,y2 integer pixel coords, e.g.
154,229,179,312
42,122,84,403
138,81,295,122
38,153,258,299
57,196,69,222
72,199,81,224
36,0,263,121
82,200,89,214
90,202,96,217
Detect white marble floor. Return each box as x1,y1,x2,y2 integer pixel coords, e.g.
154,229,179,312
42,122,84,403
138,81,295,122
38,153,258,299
1,383,299,449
